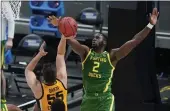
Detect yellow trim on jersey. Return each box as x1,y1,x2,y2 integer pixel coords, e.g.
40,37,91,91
82,49,91,69
103,54,115,92
160,85,170,93
103,68,114,92
0,42,5,68
40,101,43,111
109,95,114,111
107,53,114,68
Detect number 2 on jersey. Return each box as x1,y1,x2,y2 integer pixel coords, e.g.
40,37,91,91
92,62,100,72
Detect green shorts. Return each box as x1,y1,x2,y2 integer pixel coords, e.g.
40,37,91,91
0,41,5,69
80,93,115,111
1,99,8,111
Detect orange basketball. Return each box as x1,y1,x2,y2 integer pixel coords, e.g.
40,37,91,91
58,17,78,37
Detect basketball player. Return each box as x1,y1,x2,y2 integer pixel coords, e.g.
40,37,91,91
1,1,21,111
25,35,67,111
49,8,159,111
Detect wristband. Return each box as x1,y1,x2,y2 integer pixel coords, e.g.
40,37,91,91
147,23,154,29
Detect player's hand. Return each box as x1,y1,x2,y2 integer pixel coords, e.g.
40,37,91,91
38,42,48,57
61,33,77,40
149,8,159,25
47,15,61,26
5,38,13,50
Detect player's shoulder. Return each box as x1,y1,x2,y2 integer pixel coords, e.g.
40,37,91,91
111,48,119,53
109,48,120,56
56,78,67,90
81,45,90,52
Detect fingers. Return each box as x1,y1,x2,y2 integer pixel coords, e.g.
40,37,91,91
48,15,57,20
40,42,45,48
52,15,57,19
40,42,46,51
157,12,159,17
47,16,53,21
42,41,46,46
152,8,156,14
5,44,12,51
43,52,48,56
65,36,74,40
151,8,159,17
61,33,77,39
5,46,10,51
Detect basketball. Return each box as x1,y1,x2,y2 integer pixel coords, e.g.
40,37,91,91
58,17,78,38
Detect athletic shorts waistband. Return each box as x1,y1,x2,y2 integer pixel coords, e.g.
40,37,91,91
84,92,112,97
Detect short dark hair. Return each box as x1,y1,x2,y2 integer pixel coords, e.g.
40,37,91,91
42,62,56,84
94,32,108,42
101,33,107,42
51,99,65,111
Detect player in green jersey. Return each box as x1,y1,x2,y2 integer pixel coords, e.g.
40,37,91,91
48,8,159,111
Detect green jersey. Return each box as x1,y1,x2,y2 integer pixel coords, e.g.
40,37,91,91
82,49,115,94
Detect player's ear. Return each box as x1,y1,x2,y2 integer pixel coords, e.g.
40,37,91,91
103,41,107,45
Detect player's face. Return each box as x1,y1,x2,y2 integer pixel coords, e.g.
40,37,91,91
92,33,104,48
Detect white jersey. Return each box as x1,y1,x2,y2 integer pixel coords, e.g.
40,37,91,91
1,1,15,41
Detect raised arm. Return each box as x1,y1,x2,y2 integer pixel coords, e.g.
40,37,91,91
67,39,90,60
47,15,90,60
56,35,67,88
110,8,159,64
25,42,47,91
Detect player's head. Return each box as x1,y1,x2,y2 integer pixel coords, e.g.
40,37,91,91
92,33,107,49
42,63,56,84
51,98,65,111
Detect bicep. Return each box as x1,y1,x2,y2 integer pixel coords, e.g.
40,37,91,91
115,40,137,60
67,39,89,57
110,48,119,66
25,70,37,90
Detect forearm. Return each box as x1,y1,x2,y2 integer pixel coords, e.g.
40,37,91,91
26,53,42,71
57,36,66,55
7,20,15,39
67,39,81,50
132,23,153,45
67,39,88,56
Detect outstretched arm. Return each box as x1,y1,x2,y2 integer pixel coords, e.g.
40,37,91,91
110,8,159,64
25,42,47,91
56,35,67,88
